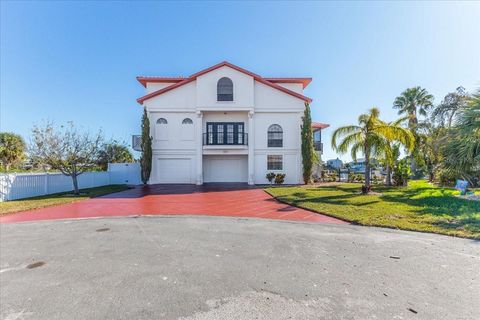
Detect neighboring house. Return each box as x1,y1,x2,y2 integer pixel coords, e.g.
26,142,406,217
136,61,326,185
348,158,367,173
348,158,383,179
311,122,329,178
326,158,343,170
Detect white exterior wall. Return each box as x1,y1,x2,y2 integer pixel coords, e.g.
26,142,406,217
141,65,309,185
252,112,303,184
196,66,254,109
274,82,303,93
202,111,249,132
146,82,178,94
145,82,196,111
254,81,305,111
148,111,197,184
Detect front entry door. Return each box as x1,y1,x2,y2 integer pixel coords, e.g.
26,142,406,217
206,122,244,145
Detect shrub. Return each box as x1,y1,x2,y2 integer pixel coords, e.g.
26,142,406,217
330,170,338,182
361,185,371,194
274,173,286,184
354,174,364,182
436,169,456,186
266,172,276,184
348,172,354,182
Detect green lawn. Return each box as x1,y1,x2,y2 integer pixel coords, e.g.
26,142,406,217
266,180,480,239
0,185,130,215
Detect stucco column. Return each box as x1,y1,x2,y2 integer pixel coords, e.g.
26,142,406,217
196,111,203,185
248,110,255,185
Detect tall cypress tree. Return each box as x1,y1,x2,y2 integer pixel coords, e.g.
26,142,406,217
140,107,152,184
301,102,315,184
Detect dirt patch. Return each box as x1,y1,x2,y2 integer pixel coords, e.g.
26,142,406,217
96,228,110,232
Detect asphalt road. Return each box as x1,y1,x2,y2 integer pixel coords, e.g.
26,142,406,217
1,216,479,320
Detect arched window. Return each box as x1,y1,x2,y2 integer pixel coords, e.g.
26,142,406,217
155,118,168,140
268,124,283,147
181,118,194,141
217,77,233,101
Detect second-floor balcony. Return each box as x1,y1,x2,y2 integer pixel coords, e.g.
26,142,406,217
203,132,248,146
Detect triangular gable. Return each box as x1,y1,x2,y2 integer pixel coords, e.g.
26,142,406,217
136,61,312,104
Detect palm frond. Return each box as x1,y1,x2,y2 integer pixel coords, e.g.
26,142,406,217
336,132,363,154
331,125,361,149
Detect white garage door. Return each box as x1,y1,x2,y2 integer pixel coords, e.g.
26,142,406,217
157,158,191,183
204,156,248,183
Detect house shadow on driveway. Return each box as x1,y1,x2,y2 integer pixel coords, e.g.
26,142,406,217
101,183,259,199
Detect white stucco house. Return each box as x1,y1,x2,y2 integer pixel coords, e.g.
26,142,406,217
136,61,327,185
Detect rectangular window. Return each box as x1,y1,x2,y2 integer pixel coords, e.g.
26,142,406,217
238,125,243,144
207,124,213,144
227,124,234,144
268,132,283,147
267,155,283,170
217,125,224,144
218,93,233,101
205,122,245,145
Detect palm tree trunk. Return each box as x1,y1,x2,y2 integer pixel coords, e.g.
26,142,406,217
365,161,371,189
364,146,371,191
385,165,392,186
410,153,416,175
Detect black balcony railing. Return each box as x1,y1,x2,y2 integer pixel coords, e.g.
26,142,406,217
203,133,248,146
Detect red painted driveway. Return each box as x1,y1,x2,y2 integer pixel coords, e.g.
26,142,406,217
0,184,346,224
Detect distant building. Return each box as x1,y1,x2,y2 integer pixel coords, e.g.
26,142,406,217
348,158,384,180
348,158,367,173
326,158,343,170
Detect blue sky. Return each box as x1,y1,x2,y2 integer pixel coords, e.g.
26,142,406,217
1,1,479,161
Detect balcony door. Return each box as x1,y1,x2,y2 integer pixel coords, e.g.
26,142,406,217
206,122,244,145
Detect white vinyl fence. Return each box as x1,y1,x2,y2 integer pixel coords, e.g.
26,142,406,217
0,163,141,202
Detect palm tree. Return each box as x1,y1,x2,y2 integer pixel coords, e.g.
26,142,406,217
332,108,414,192
382,142,400,186
381,117,413,186
393,87,434,173
419,124,447,182
442,90,480,185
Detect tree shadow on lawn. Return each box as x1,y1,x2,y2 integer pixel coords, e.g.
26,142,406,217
380,188,480,234
276,183,480,238
287,191,381,207
431,216,480,235
288,185,479,217
380,188,480,217
303,185,360,193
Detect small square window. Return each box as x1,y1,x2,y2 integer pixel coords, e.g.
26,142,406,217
267,155,283,170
